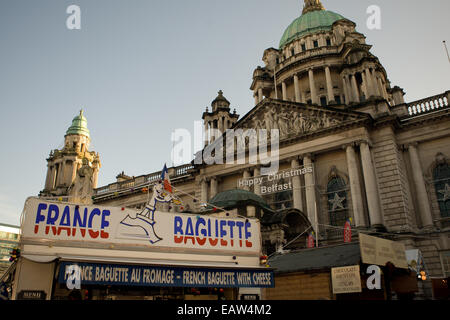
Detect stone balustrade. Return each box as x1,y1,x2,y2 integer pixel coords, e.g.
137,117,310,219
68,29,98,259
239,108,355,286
407,91,449,116
277,46,339,73
93,163,195,197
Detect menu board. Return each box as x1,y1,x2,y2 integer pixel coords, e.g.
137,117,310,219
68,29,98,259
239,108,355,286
359,233,408,269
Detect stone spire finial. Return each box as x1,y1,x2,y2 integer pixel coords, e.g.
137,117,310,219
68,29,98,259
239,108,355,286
302,0,325,14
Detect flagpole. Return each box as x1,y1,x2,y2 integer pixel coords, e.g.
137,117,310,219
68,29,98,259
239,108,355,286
274,65,278,99
315,202,319,247
444,41,450,64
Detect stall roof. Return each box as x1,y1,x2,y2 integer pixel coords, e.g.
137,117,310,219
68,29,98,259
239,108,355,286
269,242,361,274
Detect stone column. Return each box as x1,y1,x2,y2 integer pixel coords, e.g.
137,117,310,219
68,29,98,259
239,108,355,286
254,167,261,196
365,68,375,98
361,72,369,99
303,154,317,230
201,178,208,204
291,159,304,212
258,88,263,103
371,69,381,97
308,69,318,105
92,166,99,189
44,164,52,190
325,66,335,104
254,92,259,106
408,143,434,228
342,75,349,104
210,177,218,199
282,81,287,100
300,79,306,103
377,77,385,99
381,79,389,100
360,141,384,227
51,165,57,189
345,144,366,227
242,169,251,191
344,75,353,103
350,74,360,103
71,161,79,184
294,74,301,102
204,122,209,146
56,161,65,187
218,116,224,136
209,121,214,144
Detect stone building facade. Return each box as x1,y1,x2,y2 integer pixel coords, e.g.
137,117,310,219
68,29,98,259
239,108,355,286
40,110,101,204
44,1,450,298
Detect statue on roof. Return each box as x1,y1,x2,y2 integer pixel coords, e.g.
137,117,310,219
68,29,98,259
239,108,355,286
302,0,325,14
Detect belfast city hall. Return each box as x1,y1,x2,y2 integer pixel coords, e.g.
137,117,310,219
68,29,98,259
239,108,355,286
40,0,450,299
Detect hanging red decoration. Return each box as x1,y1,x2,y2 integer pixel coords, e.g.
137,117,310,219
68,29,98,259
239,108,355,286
307,233,315,248
344,219,352,243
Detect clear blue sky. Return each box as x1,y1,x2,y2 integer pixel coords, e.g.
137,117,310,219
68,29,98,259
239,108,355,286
0,0,449,226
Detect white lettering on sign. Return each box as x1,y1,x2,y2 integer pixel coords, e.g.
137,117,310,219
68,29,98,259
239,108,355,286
237,166,313,194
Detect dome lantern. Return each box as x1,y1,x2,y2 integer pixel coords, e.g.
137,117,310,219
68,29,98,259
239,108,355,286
65,109,90,138
302,0,325,14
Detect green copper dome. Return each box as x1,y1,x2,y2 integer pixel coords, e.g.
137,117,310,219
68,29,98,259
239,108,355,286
279,10,347,49
66,109,90,138
208,189,273,212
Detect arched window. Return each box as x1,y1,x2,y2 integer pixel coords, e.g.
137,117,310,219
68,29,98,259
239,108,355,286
327,176,348,226
433,157,450,218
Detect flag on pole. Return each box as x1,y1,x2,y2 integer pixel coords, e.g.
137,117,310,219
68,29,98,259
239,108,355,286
161,164,172,193
344,219,352,243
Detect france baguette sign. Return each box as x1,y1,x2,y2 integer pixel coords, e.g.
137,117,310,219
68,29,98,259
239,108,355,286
21,197,261,254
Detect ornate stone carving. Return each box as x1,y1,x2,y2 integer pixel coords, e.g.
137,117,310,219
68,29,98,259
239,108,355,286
68,158,94,204
248,104,345,140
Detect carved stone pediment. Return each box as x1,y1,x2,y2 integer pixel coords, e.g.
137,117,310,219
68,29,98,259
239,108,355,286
235,99,370,141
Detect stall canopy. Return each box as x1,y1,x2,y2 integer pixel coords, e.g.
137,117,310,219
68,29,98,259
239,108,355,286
269,242,361,273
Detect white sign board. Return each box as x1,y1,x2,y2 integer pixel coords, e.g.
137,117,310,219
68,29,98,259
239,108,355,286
359,233,408,269
21,198,261,254
331,265,362,294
